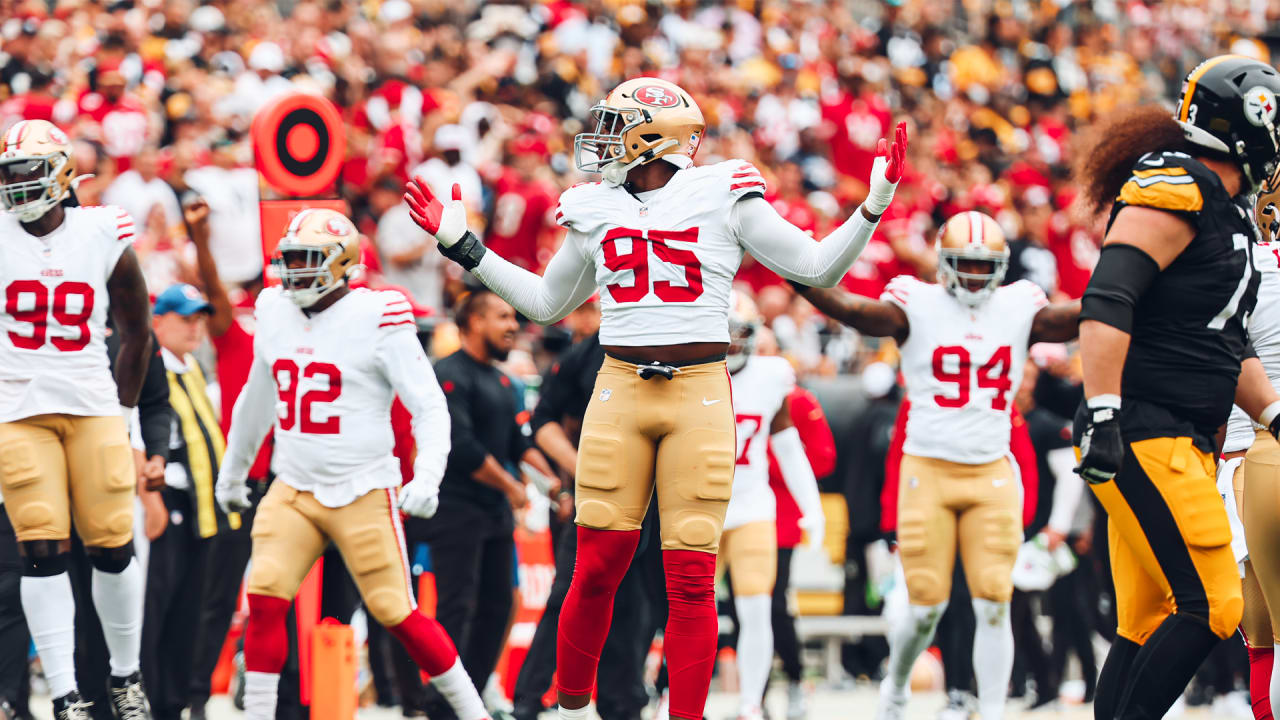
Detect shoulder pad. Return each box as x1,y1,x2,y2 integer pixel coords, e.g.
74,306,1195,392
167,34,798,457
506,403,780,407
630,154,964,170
880,274,924,309
1116,152,1210,213
377,289,416,333
554,182,605,230
1004,279,1049,310
254,286,285,314
761,355,797,387
723,159,767,201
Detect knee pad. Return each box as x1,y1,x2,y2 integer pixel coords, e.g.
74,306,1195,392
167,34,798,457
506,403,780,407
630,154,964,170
972,598,1011,627
18,540,69,577
85,542,134,573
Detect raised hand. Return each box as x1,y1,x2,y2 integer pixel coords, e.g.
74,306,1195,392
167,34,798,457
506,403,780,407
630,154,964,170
864,121,909,217
404,177,467,247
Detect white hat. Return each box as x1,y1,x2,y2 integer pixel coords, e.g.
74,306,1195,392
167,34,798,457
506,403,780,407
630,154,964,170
433,124,469,152
379,0,412,24
249,42,285,73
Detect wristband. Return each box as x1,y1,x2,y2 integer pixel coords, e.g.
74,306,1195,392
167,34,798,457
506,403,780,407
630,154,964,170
1086,394,1122,410
1260,400,1280,429
437,230,487,271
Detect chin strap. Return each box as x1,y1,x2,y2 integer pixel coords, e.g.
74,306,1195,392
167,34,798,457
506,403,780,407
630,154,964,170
602,139,680,187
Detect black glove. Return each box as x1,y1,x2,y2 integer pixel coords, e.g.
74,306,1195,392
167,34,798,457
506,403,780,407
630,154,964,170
1269,413,1280,442
1075,402,1123,484
436,230,487,271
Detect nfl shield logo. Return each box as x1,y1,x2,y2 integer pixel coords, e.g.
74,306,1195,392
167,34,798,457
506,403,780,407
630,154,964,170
639,206,648,217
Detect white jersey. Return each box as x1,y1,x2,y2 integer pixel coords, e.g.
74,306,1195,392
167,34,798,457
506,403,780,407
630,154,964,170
884,276,1047,464
1226,241,1280,452
222,286,450,508
0,205,133,423
554,160,765,346
724,355,795,530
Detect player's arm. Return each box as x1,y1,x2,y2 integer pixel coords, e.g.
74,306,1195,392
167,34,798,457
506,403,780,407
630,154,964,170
437,361,529,510
186,197,234,337
378,328,451,518
107,246,153,407
215,349,276,512
792,284,909,344
735,125,907,288
1043,446,1084,549
1030,300,1082,344
769,399,825,550
1076,206,1194,483
404,180,597,325
1235,354,1280,440
531,351,583,476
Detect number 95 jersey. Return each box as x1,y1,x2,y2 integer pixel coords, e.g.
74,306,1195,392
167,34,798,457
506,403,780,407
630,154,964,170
0,206,134,423
883,276,1047,464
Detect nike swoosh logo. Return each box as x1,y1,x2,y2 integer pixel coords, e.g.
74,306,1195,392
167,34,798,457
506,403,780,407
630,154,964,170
702,398,722,406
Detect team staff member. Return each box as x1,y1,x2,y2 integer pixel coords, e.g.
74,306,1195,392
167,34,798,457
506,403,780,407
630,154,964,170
1072,55,1280,720
425,290,554,719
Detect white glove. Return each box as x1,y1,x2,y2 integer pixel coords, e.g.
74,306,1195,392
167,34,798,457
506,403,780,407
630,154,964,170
404,178,469,247
799,513,826,552
397,477,441,519
862,122,908,216
215,471,252,514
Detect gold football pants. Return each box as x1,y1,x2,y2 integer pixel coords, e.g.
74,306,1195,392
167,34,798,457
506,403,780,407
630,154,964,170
0,413,136,547
896,454,1021,606
1243,429,1280,645
248,482,417,626
1089,436,1241,643
717,520,777,596
574,354,736,553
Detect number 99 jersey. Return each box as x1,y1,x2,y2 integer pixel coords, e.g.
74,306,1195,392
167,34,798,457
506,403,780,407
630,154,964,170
0,206,135,423
882,275,1047,464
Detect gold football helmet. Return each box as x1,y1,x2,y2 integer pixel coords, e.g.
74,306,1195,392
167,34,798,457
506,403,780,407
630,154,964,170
0,119,75,222
936,211,1009,307
727,289,760,373
273,208,361,308
1259,180,1280,242
574,77,705,186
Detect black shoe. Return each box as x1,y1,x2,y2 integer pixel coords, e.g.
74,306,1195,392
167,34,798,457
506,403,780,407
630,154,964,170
187,704,206,720
52,692,94,720
107,673,150,720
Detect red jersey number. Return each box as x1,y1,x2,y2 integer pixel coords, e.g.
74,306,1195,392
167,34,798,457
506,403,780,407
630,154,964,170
931,345,1012,411
601,227,703,304
5,280,95,352
735,413,764,465
272,359,343,434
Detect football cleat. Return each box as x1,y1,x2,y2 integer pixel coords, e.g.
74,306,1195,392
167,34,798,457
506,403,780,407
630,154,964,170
875,678,910,720
108,672,151,720
52,691,93,720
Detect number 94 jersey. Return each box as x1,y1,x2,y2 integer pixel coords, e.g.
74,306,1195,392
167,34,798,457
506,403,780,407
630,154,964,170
883,276,1046,464
0,206,135,423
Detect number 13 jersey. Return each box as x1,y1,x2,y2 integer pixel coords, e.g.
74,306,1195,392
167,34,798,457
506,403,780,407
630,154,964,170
883,276,1046,464
0,206,134,423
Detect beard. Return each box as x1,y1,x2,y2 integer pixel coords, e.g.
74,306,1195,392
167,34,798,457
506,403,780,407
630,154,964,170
485,338,511,362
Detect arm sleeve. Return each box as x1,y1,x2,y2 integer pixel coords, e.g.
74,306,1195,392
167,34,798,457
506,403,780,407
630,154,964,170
220,351,277,483
137,340,171,461
1046,447,1085,535
790,391,837,479
732,196,879,288
435,361,489,475
471,230,599,324
771,426,822,518
377,329,450,491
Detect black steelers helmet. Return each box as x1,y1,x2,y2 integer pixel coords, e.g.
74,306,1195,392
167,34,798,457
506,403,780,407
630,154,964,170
1175,54,1280,194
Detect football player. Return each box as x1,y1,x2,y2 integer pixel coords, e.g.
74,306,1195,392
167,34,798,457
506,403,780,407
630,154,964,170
0,119,153,720
794,211,1080,720
1071,55,1280,720
720,294,823,720
213,209,490,720
405,77,907,720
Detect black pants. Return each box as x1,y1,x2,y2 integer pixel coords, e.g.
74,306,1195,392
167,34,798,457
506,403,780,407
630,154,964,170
1010,589,1052,701
422,503,515,720
188,505,254,711
69,534,112,720
937,561,974,695
0,510,29,718
841,540,888,679
771,547,802,683
1048,559,1098,702
141,490,211,720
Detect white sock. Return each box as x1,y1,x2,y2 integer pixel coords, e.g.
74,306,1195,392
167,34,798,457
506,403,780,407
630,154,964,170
885,601,947,696
558,704,591,719
429,658,489,720
735,594,773,713
971,599,1014,720
91,559,144,676
244,671,280,720
21,573,78,698
1270,646,1280,720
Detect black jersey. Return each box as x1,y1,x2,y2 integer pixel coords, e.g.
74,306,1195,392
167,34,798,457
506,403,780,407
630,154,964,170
1107,151,1261,442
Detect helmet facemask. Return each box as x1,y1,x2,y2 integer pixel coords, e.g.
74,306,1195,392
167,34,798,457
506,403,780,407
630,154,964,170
938,250,1008,307
273,242,348,308
575,104,680,186
0,153,70,222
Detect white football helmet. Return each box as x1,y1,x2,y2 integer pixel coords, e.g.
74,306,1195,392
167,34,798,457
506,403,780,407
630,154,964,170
727,290,760,373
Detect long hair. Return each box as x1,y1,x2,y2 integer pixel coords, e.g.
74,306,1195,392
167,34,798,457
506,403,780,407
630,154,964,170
1072,104,1197,216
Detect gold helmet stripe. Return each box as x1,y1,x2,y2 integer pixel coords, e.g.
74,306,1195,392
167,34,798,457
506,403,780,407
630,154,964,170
1179,54,1247,121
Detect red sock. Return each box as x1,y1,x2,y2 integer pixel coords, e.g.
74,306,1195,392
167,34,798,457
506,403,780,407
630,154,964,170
390,611,459,677
244,594,290,674
556,526,641,696
1250,645,1274,720
663,549,718,720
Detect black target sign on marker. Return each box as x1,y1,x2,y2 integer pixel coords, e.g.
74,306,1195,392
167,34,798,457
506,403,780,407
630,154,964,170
252,93,345,197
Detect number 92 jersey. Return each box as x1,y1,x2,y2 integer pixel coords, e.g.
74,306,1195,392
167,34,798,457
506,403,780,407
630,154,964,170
0,206,134,423
883,276,1047,464
250,286,419,504
554,159,766,346
1106,151,1260,441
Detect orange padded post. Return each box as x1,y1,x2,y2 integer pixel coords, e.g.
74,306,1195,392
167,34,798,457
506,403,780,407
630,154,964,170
310,619,357,720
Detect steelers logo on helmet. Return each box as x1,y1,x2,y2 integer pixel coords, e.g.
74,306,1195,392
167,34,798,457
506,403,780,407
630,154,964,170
633,84,681,108
1244,86,1279,127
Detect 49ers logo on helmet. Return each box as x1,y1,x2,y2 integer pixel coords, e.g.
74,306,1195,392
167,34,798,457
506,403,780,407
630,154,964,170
48,127,68,145
324,217,351,236
633,85,680,108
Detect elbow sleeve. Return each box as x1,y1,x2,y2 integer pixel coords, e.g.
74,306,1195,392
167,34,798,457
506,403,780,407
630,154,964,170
1079,243,1160,334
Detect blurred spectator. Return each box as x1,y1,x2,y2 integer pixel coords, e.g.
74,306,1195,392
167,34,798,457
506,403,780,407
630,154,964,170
376,195,447,316
183,141,262,285
411,125,483,216
103,146,182,240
